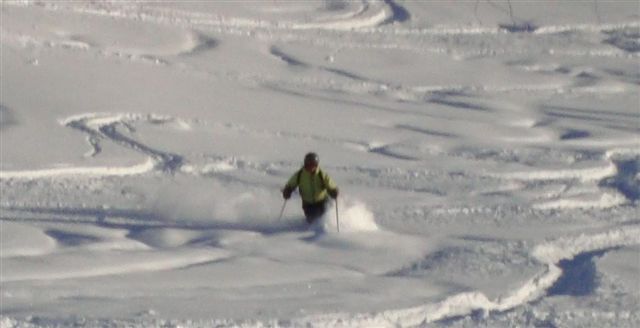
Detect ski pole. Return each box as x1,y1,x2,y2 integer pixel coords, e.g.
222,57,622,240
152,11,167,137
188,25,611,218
278,199,288,221
335,198,340,233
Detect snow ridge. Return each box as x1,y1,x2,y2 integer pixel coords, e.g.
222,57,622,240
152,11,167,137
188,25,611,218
0,113,185,179
8,222,634,328
293,226,640,327
2,1,639,326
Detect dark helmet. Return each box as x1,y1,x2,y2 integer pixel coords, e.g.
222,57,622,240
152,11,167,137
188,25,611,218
304,152,319,167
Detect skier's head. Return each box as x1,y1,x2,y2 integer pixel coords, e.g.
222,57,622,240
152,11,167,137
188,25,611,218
304,152,319,171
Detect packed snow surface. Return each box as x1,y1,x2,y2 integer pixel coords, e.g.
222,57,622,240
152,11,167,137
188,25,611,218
1,1,639,327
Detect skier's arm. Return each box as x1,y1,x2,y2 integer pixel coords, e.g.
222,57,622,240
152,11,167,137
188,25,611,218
322,172,339,198
282,173,299,199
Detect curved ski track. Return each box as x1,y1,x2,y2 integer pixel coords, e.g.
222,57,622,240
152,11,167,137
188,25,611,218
0,113,184,179
1,1,639,326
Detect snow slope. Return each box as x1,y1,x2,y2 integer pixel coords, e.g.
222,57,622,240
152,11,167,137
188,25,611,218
1,1,639,327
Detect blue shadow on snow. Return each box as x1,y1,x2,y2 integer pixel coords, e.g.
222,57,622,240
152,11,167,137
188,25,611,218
547,248,617,297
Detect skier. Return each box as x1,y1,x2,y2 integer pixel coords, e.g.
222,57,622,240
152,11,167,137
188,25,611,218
282,152,339,224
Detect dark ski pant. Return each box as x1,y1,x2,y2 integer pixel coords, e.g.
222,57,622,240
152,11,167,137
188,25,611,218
302,199,328,224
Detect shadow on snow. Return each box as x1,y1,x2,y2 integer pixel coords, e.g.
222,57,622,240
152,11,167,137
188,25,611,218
0,205,309,235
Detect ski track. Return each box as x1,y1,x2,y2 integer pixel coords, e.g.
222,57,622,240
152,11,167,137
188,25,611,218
2,221,636,326
2,1,639,326
0,113,186,179
1,94,638,325
3,2,638,72
7,1,639,36
277,226,640,327
11,0,394,32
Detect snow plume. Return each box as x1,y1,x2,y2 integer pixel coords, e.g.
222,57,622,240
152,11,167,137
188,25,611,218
148,180,290,231
317,198,379,233
147,177,380,233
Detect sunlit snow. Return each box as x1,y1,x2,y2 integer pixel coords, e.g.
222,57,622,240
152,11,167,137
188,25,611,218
1,1,639,327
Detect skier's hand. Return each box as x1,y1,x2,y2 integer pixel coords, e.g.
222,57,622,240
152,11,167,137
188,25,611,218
328,188,338,199
282,187,293,200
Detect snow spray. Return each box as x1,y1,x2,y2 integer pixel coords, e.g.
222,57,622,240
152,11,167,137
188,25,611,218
149,180,378,233
149,180,282,227
316,197,379,233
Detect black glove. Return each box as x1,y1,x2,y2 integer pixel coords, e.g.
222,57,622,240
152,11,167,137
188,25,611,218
282,187,293,200
328,188,338,199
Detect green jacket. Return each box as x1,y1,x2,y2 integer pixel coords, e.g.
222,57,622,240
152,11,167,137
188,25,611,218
285,167,337,204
